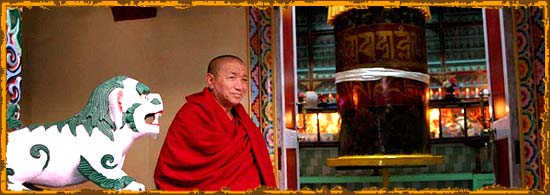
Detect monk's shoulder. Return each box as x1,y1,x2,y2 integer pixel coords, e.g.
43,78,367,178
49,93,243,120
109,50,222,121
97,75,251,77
177,102,197,114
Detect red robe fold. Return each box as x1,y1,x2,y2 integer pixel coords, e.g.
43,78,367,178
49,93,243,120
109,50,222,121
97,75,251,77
154,88,276,191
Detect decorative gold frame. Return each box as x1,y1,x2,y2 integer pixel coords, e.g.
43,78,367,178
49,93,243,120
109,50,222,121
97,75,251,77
1,1,548,194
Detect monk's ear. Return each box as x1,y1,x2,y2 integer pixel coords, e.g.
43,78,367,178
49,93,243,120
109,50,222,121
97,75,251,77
206,73,215,89
108,88,124,129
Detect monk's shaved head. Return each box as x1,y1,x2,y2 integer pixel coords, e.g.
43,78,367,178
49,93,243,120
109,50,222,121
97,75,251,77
205,54,248,110
207,55,245,76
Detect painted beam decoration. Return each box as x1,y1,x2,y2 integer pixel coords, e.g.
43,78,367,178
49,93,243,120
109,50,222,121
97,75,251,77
6,76,163,191
514,7,546,190
248,7,279,181
248,7,275,157
6,8,23,105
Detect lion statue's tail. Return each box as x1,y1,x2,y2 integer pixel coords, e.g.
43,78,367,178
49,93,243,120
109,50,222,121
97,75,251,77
7,103,24,131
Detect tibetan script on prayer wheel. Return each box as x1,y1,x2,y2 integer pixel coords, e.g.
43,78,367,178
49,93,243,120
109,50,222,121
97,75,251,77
336,24,427,73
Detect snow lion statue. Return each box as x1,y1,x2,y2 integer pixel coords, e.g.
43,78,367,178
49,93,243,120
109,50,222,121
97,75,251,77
6,76,163,191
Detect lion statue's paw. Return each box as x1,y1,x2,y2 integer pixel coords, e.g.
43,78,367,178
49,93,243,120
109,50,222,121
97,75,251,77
123,181,146,191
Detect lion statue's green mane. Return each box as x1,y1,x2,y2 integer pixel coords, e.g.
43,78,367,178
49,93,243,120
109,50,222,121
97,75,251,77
28,75,135,141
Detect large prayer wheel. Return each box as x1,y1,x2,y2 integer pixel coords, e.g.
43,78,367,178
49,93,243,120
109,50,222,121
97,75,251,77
332,7,431,156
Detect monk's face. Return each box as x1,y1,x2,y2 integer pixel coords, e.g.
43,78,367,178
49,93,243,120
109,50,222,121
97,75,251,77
207,60,248,107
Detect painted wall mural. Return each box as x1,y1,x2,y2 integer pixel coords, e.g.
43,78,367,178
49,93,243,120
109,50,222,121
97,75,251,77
6,8,23,105
514,7,546,190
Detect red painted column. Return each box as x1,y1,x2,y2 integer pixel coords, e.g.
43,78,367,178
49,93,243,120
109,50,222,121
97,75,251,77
485,8,509,187
282,6,298,190
485,9,506,120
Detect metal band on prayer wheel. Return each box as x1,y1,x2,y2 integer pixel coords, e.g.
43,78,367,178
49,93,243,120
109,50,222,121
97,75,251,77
333,7,431,156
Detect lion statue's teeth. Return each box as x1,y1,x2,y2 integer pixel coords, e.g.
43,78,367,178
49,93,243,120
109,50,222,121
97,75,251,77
153,112,161,125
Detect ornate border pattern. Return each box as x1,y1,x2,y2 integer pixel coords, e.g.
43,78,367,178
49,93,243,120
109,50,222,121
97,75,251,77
5,8,22,105
248,7,275,156
515,7,545,190
0,1,546,193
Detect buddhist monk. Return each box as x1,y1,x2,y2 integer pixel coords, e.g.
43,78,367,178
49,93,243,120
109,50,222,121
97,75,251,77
154,55,276,191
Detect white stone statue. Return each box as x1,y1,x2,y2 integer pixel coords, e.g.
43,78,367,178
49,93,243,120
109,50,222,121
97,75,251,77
6,76,163,191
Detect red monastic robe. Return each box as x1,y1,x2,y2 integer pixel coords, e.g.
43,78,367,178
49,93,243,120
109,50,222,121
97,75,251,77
154,88,276,191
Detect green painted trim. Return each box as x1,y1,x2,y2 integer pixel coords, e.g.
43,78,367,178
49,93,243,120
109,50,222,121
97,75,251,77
301,176,381,183
136,82,150,95
78,156,135,190
30,144,50,170
391,173,473,182
101,154,118,169
7,103,22,130
300,173,494,184
7,8,23,47
300,173,494,185
6,168,14,176
124,103,140,132
150,98,161,105
6,168,14,184
472,173,495,190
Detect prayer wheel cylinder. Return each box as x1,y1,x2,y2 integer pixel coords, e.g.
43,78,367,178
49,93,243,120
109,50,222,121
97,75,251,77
333,7,431,156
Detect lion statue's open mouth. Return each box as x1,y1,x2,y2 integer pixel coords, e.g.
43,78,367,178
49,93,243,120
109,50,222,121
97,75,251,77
145,112,162,126
6,76,163,191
